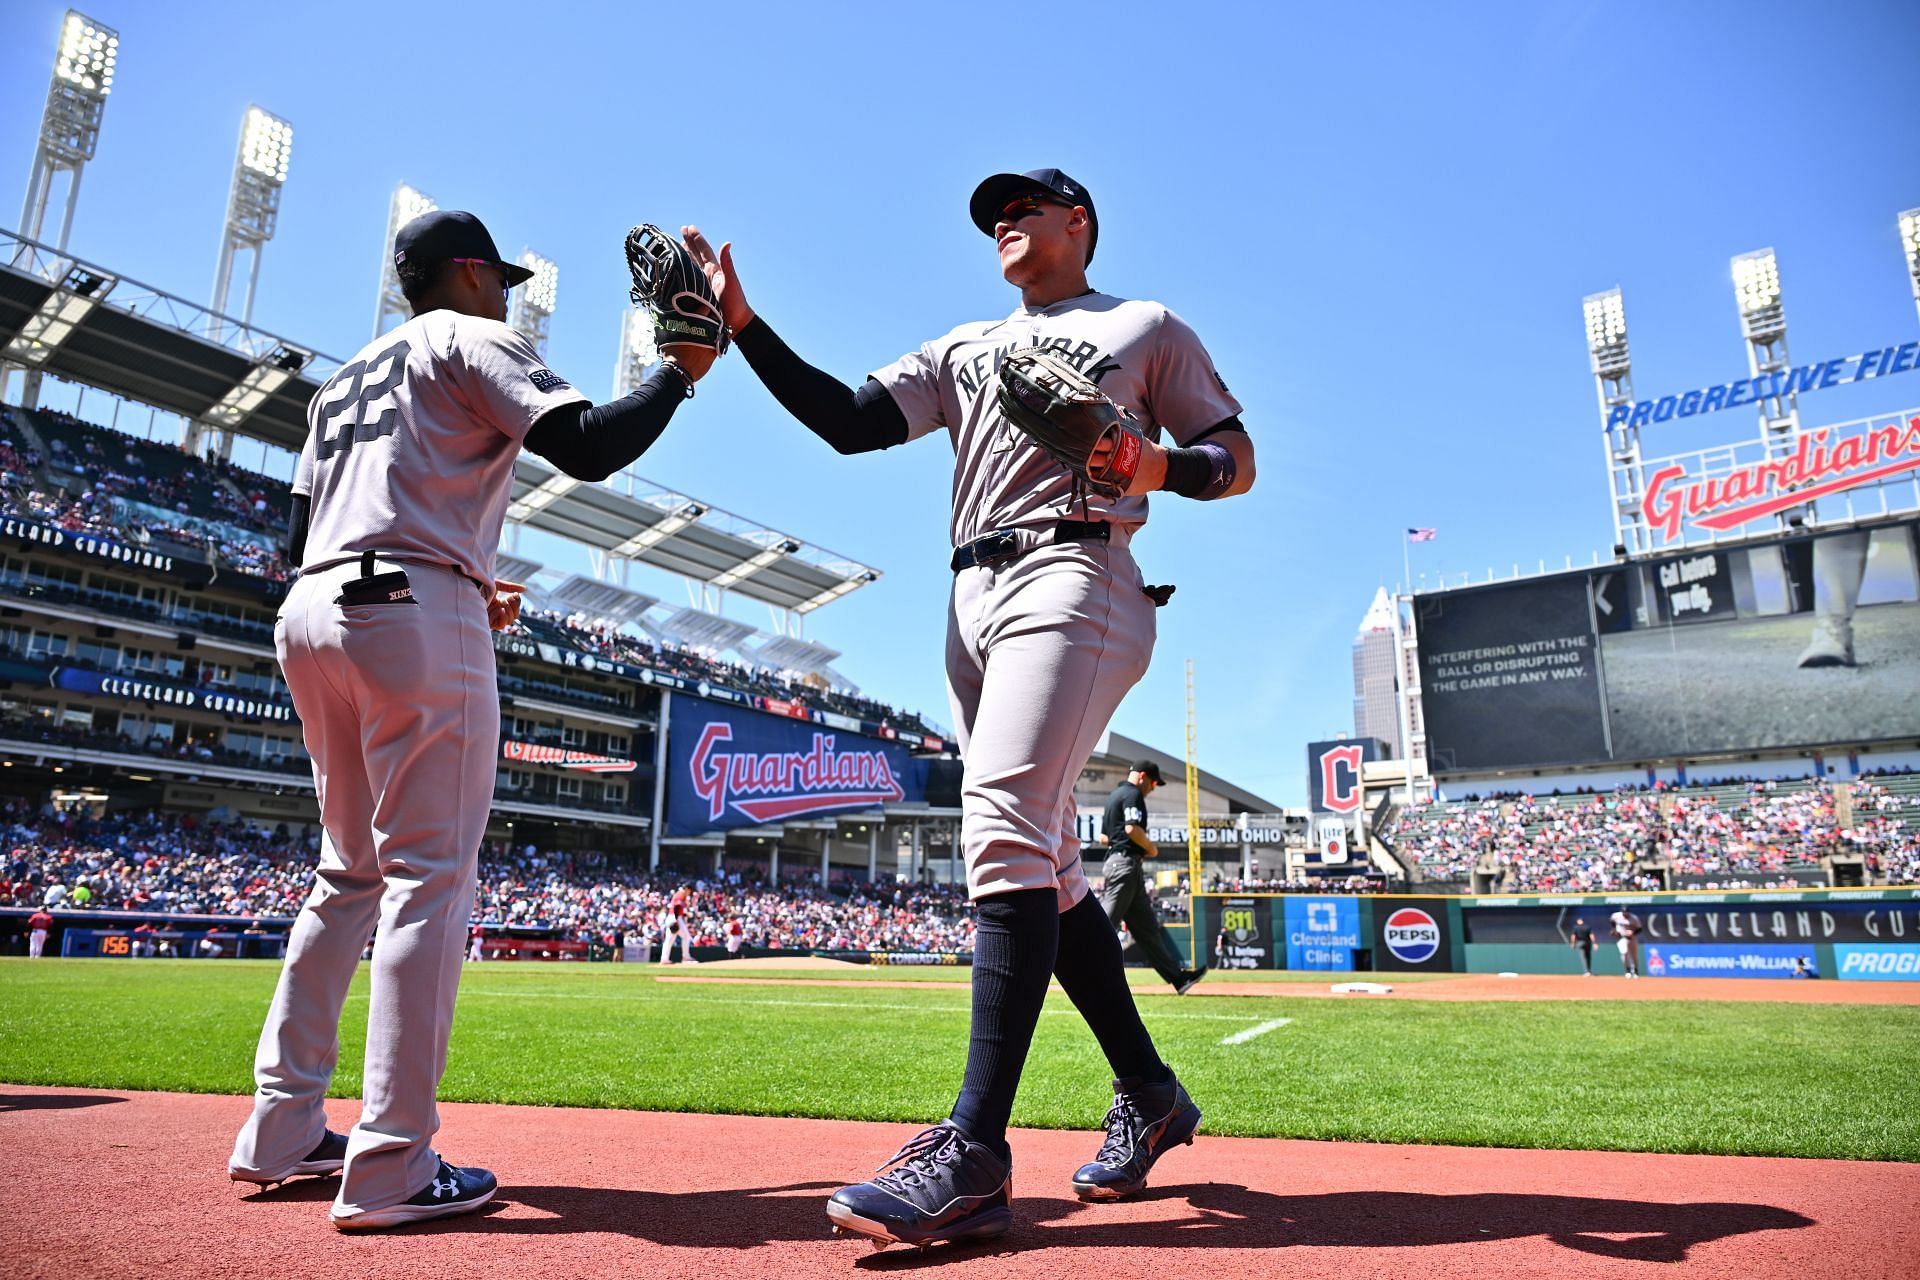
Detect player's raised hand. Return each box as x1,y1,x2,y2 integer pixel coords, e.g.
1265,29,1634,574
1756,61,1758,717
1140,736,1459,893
682,226,755,335
488,579,525,632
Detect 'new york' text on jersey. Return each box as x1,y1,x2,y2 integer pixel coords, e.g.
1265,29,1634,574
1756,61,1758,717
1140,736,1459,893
871,292,1241,546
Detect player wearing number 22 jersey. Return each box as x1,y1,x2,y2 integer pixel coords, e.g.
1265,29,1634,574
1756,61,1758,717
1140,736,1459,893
683,166,1255,1250
229,209,718,1231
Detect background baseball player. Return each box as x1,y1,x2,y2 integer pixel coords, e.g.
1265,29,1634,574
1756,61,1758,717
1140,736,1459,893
227,210,718,1230
657,889,696,964
1100,761,1206,993
1609,906,1645,978
27,906,51,958
684,164,1256,1250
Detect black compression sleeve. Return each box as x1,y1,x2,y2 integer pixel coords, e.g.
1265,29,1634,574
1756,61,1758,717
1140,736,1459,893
523,366,688,482
733,316,908,454
286,493,310,568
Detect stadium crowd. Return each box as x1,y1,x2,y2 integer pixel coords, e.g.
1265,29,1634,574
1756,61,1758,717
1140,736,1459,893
1,405,943,739
1394,776,1920,891
0,802,976,953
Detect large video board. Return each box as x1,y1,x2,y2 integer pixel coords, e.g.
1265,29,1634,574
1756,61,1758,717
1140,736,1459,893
1416,520,1920,772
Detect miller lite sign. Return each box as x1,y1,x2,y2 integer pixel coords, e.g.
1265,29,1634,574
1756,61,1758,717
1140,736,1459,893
1306,738,1379,815
1315,816,1350,864
665,702,928,836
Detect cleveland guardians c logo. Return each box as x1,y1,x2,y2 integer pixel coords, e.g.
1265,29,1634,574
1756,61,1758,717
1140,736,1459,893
1319,744,1364,814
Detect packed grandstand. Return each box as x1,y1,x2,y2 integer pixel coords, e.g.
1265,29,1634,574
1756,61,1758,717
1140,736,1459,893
0,401,941,739
1389,774,1920,892
6,387,1920,964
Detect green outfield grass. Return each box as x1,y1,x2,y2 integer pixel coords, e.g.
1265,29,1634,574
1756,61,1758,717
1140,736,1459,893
1,958,1916,1161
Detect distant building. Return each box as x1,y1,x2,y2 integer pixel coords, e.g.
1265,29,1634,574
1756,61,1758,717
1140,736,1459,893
1352,587,1424,760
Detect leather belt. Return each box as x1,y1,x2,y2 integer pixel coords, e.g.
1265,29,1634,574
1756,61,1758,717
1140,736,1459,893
949,521,1110,573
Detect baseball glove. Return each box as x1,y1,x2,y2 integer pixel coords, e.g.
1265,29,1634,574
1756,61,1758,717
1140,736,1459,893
996,348,1146,501
625,224,729,355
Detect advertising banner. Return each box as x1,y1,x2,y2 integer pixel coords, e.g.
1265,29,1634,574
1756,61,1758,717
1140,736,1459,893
1282,896,1363,970
1642,943,1807,979
1462,898,1920,946
1833,944,1920,981
1416,577,1609,771
1211,896,1276,971
1375,897,1449,971
47,666,294,723
665,702,928,836
1651,551,1734,625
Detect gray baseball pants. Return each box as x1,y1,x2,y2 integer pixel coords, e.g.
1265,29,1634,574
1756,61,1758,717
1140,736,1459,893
947,538,1155,908
229,558,496,1219
1100,849,1187,985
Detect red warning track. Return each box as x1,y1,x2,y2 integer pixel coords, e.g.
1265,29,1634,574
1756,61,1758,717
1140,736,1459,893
2,1085,1913,1279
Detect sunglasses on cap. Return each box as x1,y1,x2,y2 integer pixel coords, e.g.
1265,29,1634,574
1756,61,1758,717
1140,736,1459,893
998,194,1067,224
450,257,513,293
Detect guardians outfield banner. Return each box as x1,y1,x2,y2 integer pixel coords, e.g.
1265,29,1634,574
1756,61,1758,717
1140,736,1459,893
664,700,929,836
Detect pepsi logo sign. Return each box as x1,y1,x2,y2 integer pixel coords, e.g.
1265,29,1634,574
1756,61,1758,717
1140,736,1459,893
1383,907,1440,963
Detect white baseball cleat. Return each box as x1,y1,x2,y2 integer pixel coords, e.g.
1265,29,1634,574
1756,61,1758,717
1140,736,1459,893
1797,616,1855,668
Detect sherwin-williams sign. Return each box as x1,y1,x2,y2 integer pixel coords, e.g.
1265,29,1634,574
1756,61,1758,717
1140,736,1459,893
665,701,927,836
1642,943,1806,979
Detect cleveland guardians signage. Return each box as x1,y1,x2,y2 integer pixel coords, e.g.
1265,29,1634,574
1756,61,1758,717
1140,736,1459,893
665,702,928,836
1306,738,1378,814
1604,340,1919,429
1642,414,1920,541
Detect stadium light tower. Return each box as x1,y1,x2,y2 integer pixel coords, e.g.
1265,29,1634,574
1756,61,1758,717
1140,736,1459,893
372,183,436,337
17,10,118,253
1583,287,1647,555
1731,248,1804,522
508,249,558,358
612,307,657,398
1900,208,1920,324
208,106,293,340
9,10,117,409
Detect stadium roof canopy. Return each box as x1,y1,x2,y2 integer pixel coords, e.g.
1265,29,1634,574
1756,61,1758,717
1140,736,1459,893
0,228,880,613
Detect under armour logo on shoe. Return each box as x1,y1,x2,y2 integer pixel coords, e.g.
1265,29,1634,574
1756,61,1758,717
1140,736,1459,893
433,1177,459,1198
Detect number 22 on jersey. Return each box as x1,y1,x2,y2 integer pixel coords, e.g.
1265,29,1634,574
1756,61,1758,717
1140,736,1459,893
314,337,409,461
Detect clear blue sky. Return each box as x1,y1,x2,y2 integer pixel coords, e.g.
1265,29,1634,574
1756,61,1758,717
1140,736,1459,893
4,0,1917,806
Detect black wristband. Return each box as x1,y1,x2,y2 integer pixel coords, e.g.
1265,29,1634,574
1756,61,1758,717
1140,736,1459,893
1162,440,1237,500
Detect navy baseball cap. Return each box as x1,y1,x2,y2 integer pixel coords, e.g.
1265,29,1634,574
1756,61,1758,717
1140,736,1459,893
393,210,533,286
1131,759,1164,783
970,168,1099,264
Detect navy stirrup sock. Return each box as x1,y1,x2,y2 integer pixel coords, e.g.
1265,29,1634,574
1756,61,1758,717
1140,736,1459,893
948,888,1059,1154
1054,892,1168,1084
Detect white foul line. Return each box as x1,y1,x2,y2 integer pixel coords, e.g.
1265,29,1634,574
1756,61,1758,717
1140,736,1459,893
1220,1017,1292,1046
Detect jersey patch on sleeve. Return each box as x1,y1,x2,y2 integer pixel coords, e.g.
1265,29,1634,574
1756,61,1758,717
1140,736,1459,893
529,368,569,392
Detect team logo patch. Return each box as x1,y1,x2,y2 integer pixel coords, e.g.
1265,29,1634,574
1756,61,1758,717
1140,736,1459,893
529,368,568,392
1383,908,1440,963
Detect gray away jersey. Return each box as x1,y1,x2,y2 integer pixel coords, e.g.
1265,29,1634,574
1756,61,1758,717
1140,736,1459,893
871,292,1242,546
294,311,587,586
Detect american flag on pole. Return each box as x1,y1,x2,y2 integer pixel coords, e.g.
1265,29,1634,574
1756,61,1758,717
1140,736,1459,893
1407,527,1437,542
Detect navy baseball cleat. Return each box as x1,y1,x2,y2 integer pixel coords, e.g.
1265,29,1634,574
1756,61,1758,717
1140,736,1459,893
1071,1072,1202,1201
1175,966,1210,995
827,1122,1013,1251
230,1129,348,1185
331,1159,497,1232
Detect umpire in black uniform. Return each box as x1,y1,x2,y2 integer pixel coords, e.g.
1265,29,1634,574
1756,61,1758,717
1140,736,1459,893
1099,761,1206,994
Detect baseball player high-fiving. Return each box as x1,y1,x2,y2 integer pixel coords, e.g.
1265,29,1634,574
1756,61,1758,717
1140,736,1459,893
228,211,719,1231
685,166,1255,1251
